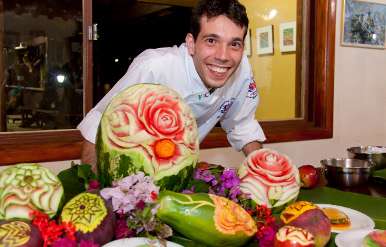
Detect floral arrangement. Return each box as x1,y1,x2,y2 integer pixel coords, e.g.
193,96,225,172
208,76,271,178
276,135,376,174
100,172,172,240
183,162,278,246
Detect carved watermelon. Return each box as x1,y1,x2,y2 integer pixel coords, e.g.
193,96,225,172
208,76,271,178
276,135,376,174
96,84,199,191
157,191,257,247
0,163,64,220
238,148,300,212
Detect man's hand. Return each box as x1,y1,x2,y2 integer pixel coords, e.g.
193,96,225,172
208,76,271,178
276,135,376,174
242,141,263,156
81,140,97,171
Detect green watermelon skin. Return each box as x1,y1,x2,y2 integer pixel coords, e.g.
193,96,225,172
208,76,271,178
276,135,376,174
96,84,199,191
156,191,256,247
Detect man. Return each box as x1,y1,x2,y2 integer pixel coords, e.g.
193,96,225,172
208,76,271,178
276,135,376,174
78,0,266,166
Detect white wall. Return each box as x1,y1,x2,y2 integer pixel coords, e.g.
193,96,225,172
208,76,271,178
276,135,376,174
200,0,386,167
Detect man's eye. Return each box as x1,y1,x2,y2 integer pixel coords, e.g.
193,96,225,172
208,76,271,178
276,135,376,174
232,42,242,48
206,38,215,44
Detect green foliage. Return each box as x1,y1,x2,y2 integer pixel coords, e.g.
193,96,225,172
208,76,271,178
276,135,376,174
57,162,97,204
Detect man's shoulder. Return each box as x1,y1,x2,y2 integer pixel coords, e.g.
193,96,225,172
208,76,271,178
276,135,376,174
136,44,186,65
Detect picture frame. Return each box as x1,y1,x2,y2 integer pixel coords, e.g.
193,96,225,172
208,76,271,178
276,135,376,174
341,0,386,49
256,25,273,55
279,21,297,52
244,29,252,57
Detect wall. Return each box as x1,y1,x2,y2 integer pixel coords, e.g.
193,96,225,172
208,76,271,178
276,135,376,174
200,0,386,167
241,0,297,120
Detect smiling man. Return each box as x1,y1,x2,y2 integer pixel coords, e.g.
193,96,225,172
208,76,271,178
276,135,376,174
78,0,266,166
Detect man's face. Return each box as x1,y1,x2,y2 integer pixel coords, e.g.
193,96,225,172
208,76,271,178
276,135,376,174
186,15,245,89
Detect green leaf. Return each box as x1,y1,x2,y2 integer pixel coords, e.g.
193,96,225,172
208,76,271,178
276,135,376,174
57,165,86,204
77,164,96,182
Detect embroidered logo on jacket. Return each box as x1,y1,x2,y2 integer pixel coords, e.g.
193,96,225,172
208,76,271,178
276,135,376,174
219,99,235,114
247,81,257,99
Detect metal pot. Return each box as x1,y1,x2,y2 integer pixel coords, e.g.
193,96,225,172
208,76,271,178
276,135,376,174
320,158,375,187
347,146,386,170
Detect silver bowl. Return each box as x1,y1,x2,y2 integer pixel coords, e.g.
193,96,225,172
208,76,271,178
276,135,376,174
320,158,375,187
347,146,386,170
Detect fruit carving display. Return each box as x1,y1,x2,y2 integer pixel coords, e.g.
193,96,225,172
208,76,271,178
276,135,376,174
0,163,64,220
274,225,315,247
0,220,43,247
60,192,115,245
157,191,257,247
280,201,331,247
96,84,199,191
238,148,300,210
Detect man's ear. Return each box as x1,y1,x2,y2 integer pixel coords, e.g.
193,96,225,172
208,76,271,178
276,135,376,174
185,33,195,56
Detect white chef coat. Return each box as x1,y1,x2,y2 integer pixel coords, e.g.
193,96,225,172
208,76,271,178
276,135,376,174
77,43,266,151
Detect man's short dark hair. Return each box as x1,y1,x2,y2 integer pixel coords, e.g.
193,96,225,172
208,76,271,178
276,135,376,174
190,0,249,40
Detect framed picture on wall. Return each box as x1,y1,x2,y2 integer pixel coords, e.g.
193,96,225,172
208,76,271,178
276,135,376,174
244,29,252,57
342,0,386,49
256,25,273,55
279,21,296,52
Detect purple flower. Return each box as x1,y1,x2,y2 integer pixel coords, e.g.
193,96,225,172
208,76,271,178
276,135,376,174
220,169,240,189
194,169,216,183
51,238,77,247
79,240,100,247
182,185,195,194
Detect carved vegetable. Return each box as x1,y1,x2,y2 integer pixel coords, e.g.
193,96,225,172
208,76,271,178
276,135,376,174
60,192,115,245
238,149,300,211
157,191,256,247
0,163,63,220
96,84,199,191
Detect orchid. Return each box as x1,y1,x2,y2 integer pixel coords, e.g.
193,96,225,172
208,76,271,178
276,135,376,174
100,173,171,240
100,172,159,214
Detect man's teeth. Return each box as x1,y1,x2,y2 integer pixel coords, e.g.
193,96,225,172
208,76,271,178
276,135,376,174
209,65,227,73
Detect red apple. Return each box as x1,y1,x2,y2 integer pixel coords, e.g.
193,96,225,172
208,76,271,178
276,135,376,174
298,165,319,188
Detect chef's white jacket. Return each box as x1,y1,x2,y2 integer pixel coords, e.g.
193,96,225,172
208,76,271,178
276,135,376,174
77,43,266,151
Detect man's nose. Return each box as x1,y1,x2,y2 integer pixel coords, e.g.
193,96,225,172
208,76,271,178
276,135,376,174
215,43,229,62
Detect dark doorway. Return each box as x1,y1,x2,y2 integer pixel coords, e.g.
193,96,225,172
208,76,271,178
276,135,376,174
93,0,192,104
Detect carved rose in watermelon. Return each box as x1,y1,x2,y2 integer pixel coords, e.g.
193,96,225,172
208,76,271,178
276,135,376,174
0,163,64,220
238,149,300,211
97,84,199,191
157,191,256,247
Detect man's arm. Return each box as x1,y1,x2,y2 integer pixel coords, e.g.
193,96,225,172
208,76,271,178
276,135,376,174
81,140,97,170
242,141,263,156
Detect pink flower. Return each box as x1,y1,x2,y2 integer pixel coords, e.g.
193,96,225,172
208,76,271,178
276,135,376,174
88,179,100,190
79,239,100,247
51,238,77,247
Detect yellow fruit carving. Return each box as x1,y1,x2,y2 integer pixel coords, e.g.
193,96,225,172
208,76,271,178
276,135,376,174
210,194,257,236
280,201,317,224
0,221,30,246
61,193,107,233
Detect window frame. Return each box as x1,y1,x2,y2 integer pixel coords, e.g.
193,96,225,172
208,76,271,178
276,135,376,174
0,0,335,165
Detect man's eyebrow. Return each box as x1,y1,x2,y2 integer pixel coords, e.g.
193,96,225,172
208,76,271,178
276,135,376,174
201,34,244,43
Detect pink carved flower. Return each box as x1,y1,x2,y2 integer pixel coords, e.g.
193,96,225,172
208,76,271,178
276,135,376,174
238,148,300,208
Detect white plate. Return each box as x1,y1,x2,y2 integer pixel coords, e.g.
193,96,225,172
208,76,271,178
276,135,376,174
316,204,375,233
103,237,183,247
335,229,379,247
